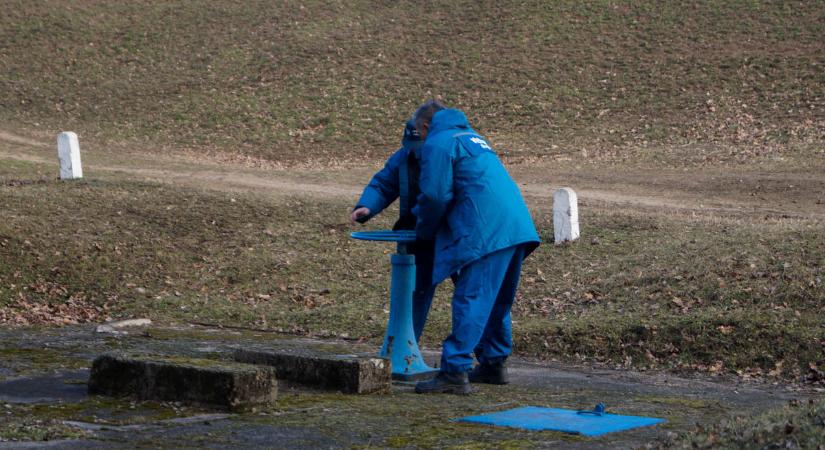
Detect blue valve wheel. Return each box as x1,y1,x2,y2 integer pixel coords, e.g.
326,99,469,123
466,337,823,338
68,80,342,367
350,230,417,243
577,403,606,416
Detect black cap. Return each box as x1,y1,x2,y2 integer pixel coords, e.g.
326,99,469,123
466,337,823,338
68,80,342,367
402,119,423,149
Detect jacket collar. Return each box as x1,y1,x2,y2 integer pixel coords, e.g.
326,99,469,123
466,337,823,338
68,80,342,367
428,109,471,136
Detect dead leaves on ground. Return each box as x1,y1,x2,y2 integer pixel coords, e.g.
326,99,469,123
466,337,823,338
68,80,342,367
0,293,108,326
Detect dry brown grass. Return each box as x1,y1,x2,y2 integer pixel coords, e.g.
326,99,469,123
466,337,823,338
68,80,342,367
1,0,822,165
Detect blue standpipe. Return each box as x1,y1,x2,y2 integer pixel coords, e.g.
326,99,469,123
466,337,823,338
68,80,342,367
351,230,438,381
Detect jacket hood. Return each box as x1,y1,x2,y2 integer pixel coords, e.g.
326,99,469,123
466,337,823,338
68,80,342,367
428,109,470,135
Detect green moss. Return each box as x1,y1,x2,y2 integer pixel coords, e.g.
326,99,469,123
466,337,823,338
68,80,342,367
0,347,88,377
641,396,716,410
249,385,688,448
0,420,87,442
140,326,287,347
91,351,275,376
26,396,193,424
0,347,76,363
0,396,197,442
446,441,537,450
655,399,825,449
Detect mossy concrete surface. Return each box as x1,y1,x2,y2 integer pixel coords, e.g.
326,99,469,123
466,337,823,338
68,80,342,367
234,348,390,394
0,325,818,448
88,353,277,411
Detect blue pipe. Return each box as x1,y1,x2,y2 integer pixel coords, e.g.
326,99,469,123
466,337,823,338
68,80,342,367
379,253,438,380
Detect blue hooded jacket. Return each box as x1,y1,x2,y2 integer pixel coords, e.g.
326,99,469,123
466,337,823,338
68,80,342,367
413,109,540,284
355,120,423,225
355,147,407,219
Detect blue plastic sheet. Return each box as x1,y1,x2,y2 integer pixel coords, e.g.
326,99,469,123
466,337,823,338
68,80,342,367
457,406,665,437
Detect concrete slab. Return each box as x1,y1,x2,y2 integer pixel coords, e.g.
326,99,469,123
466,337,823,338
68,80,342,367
87,353,277,411
234,348,390,394
0,370,89,404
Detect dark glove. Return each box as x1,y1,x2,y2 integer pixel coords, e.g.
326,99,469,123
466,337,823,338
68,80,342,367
392,214,416,231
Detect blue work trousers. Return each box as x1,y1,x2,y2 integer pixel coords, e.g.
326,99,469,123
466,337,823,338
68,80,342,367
409,241,437,342
440,244,526,373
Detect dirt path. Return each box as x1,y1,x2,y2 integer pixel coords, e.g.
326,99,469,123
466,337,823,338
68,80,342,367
0,130,50,148
2,129,823,221
0,130,362,199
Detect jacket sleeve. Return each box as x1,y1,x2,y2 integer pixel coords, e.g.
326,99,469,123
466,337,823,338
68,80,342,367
354,148,404,221
414,141,453,240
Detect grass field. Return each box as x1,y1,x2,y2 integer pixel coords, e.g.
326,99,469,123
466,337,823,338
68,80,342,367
2,158,821,382
1,0,823,164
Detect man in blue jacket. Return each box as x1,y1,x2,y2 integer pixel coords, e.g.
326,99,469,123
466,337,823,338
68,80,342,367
410,100,541,394
351,120,438,343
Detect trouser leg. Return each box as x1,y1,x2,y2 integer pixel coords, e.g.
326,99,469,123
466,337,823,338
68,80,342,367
412,283,436,343
440,246,518,373
411,242,437,342
474,245,525,365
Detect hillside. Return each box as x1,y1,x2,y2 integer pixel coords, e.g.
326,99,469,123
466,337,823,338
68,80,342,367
1,0,823,164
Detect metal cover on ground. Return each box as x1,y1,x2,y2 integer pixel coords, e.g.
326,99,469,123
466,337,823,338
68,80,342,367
457,406,665,436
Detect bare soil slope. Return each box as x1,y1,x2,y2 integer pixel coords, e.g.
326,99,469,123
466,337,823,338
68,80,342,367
1,1,823,164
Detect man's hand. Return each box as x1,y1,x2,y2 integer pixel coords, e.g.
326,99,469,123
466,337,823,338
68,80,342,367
350,207,371,224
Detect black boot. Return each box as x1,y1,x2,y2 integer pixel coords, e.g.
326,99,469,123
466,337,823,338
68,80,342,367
468,362,509,385
414,371,471,395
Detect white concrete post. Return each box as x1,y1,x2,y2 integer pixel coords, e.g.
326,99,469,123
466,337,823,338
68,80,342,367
553,187,580,244
57,132,83,180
